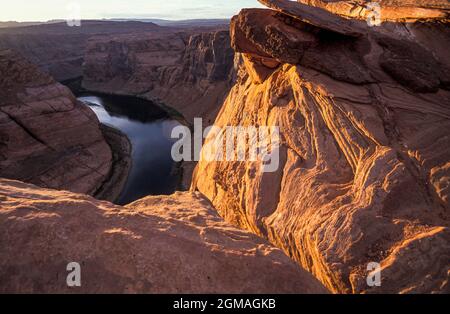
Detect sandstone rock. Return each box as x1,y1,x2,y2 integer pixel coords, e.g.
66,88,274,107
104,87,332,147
242,53,279,84
0,178,328,294
231,9,318,64
231,8,372,84
376,36,448,92
0,49,125,200
94,125,132,202
192,4,450,293
258,0,368,37
230,7,449,89
193,63,450,294
295,0,450,22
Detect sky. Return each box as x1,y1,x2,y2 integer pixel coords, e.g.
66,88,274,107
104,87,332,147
0,0,265,22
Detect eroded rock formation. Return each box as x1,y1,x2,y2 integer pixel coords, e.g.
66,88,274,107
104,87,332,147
82,30,235,124
0,178,327,293
290,0,450,22
0,49,128,200
193,0,450,293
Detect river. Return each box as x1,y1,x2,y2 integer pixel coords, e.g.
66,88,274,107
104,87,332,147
78,94,181,205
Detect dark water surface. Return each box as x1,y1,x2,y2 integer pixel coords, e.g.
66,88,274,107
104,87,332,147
78,94,181,205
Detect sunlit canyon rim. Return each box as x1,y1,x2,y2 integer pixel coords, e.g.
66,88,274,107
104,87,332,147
0,0,449,294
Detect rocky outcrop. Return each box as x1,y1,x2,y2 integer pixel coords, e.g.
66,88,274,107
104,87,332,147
258,0,368,36
289,0,450,22
0,49,127,200
0,178,327,293
192,1,450,293
82,30,235,124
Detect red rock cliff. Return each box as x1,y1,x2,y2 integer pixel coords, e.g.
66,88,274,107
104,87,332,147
192,0,450,293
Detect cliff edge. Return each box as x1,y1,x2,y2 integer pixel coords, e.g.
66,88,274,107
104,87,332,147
0,178,327,293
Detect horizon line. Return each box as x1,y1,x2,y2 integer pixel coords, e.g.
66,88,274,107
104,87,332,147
0,17,233,23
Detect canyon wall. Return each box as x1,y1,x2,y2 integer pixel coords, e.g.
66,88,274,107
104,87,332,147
192,0,450,293
82,29,236,189
0,22,235,191
82,30,235,124
0,21,165,81
0,49,128,200
0,178,327,293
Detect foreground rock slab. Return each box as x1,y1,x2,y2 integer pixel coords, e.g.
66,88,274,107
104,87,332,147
0,178,328,294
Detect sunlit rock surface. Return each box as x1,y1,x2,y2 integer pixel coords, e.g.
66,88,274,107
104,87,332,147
0,178,327,294
193,0,450,293
290,0,450,22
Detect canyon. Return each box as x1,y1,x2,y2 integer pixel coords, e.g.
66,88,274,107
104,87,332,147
0,21,236,189
0,0,449,294
82,30,235,125
80,29,235,188
0,21,166,82
0,20,235,125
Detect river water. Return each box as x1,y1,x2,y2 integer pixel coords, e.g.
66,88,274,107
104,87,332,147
78,94,181,205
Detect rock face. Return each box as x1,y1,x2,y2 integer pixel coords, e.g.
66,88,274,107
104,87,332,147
82,29,235,188
0,49,125,199
290,0,450,22
0,178,327,294
82,30,235,124
0,21,164,81
94,125,132,202
193,1,450,293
